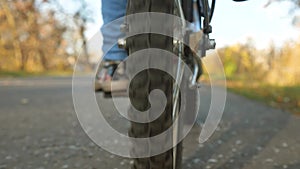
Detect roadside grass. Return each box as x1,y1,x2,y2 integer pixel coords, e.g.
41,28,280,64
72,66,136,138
227,80,300,115
0,70,73,78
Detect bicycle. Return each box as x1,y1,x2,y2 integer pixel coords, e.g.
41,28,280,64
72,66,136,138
117,0,247,168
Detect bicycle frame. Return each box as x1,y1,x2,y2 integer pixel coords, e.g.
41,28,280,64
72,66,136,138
172,0,215,167
174,0,216,89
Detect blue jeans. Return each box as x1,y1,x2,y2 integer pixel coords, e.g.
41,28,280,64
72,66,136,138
101,0,127,61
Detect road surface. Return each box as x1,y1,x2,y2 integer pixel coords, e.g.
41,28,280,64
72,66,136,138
0,77,299,169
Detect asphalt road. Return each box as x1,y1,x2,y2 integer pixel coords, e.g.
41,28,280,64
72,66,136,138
0,77,299,169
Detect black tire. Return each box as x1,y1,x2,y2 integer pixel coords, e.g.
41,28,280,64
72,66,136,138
126,0,183,169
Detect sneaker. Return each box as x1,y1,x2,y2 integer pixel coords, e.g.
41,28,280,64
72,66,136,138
95,60,128,93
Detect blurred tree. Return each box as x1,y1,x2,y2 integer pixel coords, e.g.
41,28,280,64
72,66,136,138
265,0,300,8
265,0,300,85
219,39,260,79
266,0,300,27
0,0,89,73
74,0,94,70
218,39,300,86
44,0,94,70
0,1,22,70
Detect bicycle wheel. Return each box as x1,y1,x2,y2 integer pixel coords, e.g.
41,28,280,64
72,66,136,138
126,0,183,169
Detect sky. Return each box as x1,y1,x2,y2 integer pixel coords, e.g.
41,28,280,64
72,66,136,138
211,0,300,48
79,0,300,49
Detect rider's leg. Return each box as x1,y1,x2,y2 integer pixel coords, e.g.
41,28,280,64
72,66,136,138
101,0,127,61
95,0,128,92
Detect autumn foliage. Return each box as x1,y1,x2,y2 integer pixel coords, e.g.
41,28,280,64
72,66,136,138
0,0,90,73
218,39,300,86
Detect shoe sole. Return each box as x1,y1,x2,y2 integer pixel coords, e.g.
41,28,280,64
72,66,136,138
94,81,103,92
102,80,129,93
